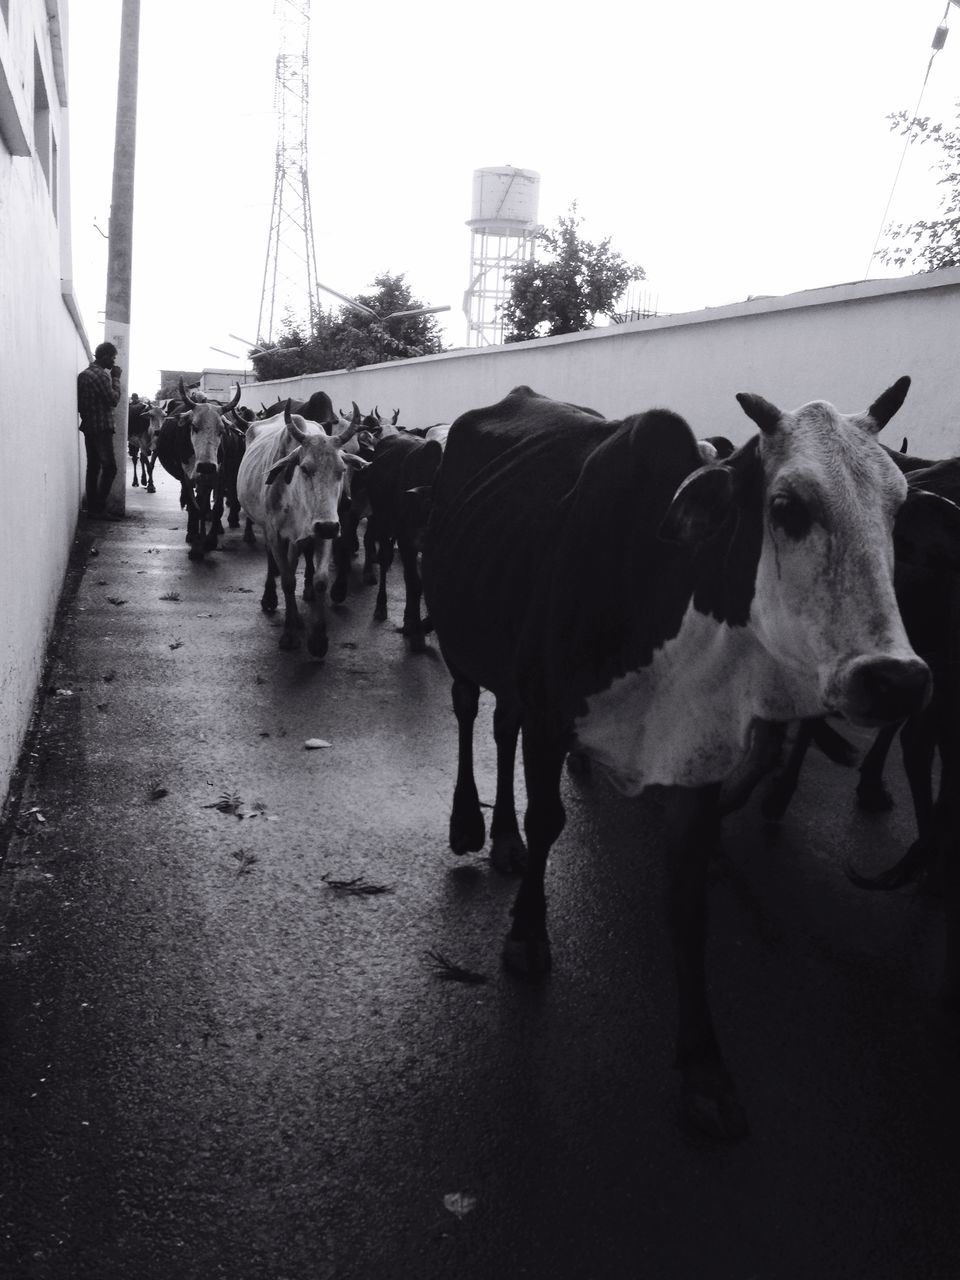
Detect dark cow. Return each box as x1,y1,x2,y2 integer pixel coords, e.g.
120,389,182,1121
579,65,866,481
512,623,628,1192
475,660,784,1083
332,429,445,649
156,378,242,560
759,454,960,1015
421,381,944,1140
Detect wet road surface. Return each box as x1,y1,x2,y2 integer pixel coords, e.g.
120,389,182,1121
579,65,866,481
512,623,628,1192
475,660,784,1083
1,471,959,1278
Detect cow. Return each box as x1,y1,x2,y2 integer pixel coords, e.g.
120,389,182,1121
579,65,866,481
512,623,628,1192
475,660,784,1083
156,378,242,559
333,429,446,649
757,454,960,1016
128,401,165,492
236,401,365,656
419,380,951,1141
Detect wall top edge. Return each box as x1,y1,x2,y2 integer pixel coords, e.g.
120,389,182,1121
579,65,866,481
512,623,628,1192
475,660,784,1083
245,266,960,390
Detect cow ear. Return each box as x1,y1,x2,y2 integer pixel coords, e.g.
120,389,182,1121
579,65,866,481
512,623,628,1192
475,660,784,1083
343,452,368,470
265,448,301,486
894,489,960,571
659,465,735,546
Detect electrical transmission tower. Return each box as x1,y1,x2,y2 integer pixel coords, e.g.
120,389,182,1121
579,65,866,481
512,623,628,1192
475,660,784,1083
257,0,318,345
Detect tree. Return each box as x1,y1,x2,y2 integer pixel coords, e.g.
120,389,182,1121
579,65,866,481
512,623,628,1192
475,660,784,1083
500,207,645,343
877,104,960,272
251,273,446,381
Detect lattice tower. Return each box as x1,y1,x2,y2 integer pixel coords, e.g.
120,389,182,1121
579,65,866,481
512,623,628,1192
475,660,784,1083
257,0,318,345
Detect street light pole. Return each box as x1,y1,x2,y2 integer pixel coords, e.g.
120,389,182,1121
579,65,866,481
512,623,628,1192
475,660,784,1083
103,0,141,515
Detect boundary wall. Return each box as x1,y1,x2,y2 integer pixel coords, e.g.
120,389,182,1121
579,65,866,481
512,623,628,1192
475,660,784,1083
238,268,960,459
1,0,90,810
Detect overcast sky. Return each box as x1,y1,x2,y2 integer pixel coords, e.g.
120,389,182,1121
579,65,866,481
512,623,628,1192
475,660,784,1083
67,0,960,397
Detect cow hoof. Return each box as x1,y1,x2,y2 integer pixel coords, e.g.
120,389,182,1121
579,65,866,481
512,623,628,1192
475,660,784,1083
244,532,256,547
228,516,239,529
759,778,792,822
261,599,277,615
188,548,205,562
363,570,378,586
373,604,388,622
565,749,592,778
330,580,347,604
307,632,328,659
502,930,551,977
147,484,155,494
204,537,219,552
856,781,895,812
681,1085,749,1143
449,813,485,855
279,632,300,651
490,834,527,875
407,632,427,655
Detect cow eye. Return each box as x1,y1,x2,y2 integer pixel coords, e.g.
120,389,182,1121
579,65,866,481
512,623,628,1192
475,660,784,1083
769,491,812,539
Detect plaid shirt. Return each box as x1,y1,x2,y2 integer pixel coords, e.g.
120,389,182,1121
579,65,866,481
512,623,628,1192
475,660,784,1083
77,362,120,434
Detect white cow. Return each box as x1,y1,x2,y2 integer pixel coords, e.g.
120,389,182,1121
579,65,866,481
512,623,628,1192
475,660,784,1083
238,402,365,657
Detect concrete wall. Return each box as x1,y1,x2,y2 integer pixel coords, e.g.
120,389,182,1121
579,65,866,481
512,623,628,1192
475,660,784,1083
0,0,89,808
239,269,960,459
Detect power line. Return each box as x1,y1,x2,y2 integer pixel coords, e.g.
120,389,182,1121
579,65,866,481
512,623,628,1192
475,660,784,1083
864,1,956,278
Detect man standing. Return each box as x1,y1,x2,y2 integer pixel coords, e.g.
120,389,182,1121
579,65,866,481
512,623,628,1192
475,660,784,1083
77,342,122,518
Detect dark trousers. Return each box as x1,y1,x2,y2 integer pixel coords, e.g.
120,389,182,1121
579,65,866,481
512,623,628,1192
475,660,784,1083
82,430,118,513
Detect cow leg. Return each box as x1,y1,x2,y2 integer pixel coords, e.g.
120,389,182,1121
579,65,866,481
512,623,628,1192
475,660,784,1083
398,537,427,653
261,549,279,614
449,674,486,855
663,783,747,1141
856,721,901,811
502,727,567,975
331,501,360,603
277,540,303,650
145,453,156,493
207,478,224,546
900,710,936,839
362,519,378,585
304,536,333,659
373,526,394,622
186,501,205,561
243,518,256,546
759,720,816,821
489,698,527,874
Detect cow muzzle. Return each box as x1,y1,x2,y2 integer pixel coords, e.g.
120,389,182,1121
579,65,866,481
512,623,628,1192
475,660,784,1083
196,461,217,476
313,520,340,540
833,655,931,726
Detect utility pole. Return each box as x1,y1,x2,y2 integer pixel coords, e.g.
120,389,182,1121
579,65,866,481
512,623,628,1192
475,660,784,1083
103,0,141,514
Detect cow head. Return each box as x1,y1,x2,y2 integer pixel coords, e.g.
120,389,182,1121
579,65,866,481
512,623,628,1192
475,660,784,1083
742,377,932,725
176,379,241,479
263,403,366,540
663,377,932,727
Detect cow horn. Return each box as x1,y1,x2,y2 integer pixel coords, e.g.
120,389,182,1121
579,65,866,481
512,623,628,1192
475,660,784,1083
178,377,192,405
351,402,361,424
736,392,781,434
867,376,911,433
374,405,381,421
224,383,242,412
335,413,360,448
287,414,308,445
392,409,400,424
283,399,293,424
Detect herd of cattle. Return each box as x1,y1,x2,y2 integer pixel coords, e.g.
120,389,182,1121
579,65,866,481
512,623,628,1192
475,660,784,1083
126,376,960,1141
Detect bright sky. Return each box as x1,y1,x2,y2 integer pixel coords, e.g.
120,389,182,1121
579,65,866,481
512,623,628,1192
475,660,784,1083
67,0,960,398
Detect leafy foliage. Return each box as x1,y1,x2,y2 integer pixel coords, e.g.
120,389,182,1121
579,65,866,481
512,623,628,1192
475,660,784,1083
500,207,645,343
877,105,960,272
251,273,446,381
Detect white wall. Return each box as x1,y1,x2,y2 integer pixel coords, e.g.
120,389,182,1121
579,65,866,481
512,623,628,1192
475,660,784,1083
0,0,89,807
239,269,960,459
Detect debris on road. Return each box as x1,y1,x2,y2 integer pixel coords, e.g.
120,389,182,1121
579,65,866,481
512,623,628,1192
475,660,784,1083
424,951,488,985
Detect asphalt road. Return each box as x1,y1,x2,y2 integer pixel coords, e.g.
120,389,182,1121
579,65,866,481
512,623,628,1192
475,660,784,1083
1,468,959,1279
